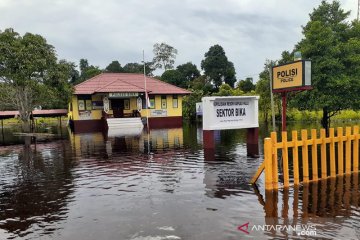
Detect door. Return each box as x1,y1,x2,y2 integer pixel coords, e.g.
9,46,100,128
111,99,124,118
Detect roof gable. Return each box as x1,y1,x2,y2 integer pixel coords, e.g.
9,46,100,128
74,73,191,95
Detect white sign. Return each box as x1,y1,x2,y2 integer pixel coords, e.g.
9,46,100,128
196,102,203,116
103,97,110,113
137,97,142,112
109,92,138,98
202,96,259,130
150,109,167,117
79,111,92,120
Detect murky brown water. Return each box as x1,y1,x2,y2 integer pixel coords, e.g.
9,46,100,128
0,122,360,239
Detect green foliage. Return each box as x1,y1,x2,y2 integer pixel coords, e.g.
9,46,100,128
237,79,255,92
190,75,215,94
152,42,178,71
76,58,102,83
255,60,282,122
161,69,183,86
105,60,123,73
161,62,201,88
201,44,236,88
290,1,360,116
0,28,73,130
176,62,200,87
182,89,204,120
213,84,244,96
123,62,155,76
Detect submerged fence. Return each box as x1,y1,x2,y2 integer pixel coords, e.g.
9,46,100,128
251,126,360,190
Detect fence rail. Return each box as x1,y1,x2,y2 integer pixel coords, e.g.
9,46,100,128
251,126,360,190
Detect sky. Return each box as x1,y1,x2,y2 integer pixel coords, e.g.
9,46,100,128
0,0,358,81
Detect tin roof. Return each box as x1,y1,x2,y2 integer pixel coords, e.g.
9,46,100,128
0,109,68,119
74,73,192,95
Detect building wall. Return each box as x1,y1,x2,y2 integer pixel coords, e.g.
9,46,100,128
68,94,184,121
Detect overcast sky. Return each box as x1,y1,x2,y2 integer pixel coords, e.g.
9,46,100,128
0,0,358,81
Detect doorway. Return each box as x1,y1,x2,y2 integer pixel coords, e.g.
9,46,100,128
111,99,124,118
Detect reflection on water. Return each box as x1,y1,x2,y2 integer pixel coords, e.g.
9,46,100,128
0,142,74,239
0,122,359,239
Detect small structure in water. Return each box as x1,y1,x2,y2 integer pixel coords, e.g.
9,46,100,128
68,73,191,133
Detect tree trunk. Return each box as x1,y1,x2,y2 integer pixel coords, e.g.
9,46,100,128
321,107,330,135
22,120,31,133
264,111,268,123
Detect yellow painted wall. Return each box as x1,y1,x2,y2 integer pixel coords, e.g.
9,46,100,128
68,94,185,121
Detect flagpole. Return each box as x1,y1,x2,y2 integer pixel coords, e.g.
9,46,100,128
143,50,150,154
143,50,149,128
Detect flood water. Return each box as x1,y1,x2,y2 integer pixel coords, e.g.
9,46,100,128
0,121,360,239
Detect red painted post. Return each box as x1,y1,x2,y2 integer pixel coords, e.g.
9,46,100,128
282,92,287,131
247,128,259,157
203,130,215,161
203,130,215,149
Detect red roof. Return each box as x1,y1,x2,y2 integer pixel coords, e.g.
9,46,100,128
74,73,192,95
0,109,67,119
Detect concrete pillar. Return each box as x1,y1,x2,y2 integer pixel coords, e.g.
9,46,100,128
203,130,215,161
247,128,259,157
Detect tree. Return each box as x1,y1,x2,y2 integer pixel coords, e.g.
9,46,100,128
256,60,282,123
190,75,215,94
289,1,360,130
182,89,204,121
105,60,123,73
152,42,178,70
176,62,200,83
77,58,102,84
123,62,155,76
237,79,255,93
0,28,73,131
201,44,236,89
161,62,201,88
161,69,183,86
213,84,244,96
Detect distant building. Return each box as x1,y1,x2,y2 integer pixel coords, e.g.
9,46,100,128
68,73,191,133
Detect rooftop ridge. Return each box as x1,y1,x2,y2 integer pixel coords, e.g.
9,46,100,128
74,72,105,87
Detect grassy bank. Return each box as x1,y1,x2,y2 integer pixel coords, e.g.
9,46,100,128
286,109,360,121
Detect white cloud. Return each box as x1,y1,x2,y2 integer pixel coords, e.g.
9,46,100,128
0,0,357,80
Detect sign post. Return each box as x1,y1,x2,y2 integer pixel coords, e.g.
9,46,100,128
272,60,312,131
202,96,259,157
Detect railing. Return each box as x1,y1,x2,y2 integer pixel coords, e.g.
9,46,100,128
251,126,360,190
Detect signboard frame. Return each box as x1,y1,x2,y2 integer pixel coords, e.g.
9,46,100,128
202,96,259,131
108,92,139,98
272,60,312,93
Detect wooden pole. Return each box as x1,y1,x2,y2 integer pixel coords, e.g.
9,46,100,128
320,129,327,179
264,138,274,190
311,129,318,181
271,132,279,189
269,64,276,131
301,130,309,183
282,131,289,187
292,131,299,185
353,126,359,173
329,128,336,177
282,92,287,131
338,127,344,176
345,127,352,174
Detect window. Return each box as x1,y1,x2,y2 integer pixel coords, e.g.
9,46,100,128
172,95,178,108
85,100,92,110
78,95,92,111
78,100,85,111
124,99,130,110
161,95,167,109
149,96,155,109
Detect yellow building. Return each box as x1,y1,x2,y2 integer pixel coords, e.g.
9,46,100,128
68,73,191,133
